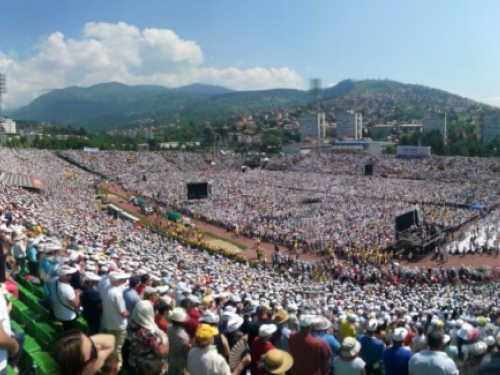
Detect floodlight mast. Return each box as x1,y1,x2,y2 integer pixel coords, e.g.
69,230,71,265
310,78,321,155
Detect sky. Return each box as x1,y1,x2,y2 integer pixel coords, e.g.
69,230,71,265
1,0,500,109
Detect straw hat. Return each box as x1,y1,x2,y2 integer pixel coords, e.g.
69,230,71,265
262,349,294,374
340,337,361,358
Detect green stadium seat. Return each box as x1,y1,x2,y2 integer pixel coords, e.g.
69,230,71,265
34,322,57,351
22,311,39,338
6,365,15,375
11,299,28,324
76,317,88,333
10,320,24,334
23,334,42,354
29,352,60,375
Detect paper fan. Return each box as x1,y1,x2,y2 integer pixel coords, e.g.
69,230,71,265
229,337,249,370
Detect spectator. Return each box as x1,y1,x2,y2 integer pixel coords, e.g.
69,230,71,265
340,314,357,341
312,316,340,368
80,272,102,335
409,329,459,375
127,300,169,375
25,237,38,276
478,333,500,374
11,231,26,275
154,299,171,332
137,274,152,297
123,276,141,314
200,311,230,362
251,324,276,375
0,290,21,374
359,319,385,375
167,307,190,375
261,348,294,375
53,330,115,375
289,316,332,375
382,328,414,375
247,305,280,347
333,337,366,375
49,264,81,331
187,324,246,375
101,271,130,367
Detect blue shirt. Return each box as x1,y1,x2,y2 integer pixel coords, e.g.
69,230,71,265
26,245,37,263
359,335,385,366
382,346,414,375
123,288,140,313
313,331,340,368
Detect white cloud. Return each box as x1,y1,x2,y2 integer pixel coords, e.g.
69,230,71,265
0,22,304,108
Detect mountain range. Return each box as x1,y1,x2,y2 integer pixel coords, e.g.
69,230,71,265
9,79,496,131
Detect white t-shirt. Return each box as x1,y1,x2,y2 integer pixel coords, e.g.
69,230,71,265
333,356,366,375
50,280,77,321
101,285,128,331
0,293,12,371
187,346,231,375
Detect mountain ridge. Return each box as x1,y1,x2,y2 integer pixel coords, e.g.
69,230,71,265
10,80,496,131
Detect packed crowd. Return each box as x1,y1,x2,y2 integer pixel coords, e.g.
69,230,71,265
61,151,497,253
0,148,496,375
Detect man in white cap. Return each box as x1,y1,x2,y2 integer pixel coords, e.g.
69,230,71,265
289,316,332,375
49,264,80,331
478,332,500,374
251,324,276,375
359,319,385,375
80,271,102,335
409,329,458,375
382,327,413,375
101,271,130,367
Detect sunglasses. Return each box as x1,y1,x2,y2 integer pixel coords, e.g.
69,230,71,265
83,337,98,367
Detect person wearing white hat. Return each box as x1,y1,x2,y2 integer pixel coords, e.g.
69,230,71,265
312,316,340,373
359,319,385,375
48,264,80,331
11,231,27,275
101,271,130,367
167,307,190,375
80,271,102,335
251,324,277,375
478,332,500,374
224,315,245,351
333,337,365,375
409,329,459,375
382,327,413,375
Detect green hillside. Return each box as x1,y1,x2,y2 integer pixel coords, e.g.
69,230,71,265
10,79,493,131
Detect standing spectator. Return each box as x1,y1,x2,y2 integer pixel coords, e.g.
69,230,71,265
49,264,80,331
251,324,276,375
11,231,26,275
333,337,366,375
359,319,385,375
289,316,332,375
26,237,38,276
127,301,169,375
0,290,20,374
123,276,141,314
187,324,246,375
154,299,171,333
478,333,500,374
101,271,130,367
382,328,414,375
247,305,280,347
409,329,459,375
313,316,340,370
167,307,190,375
340,314,357,341
80,272,102,335
137,274,152,297
261,349,294,375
